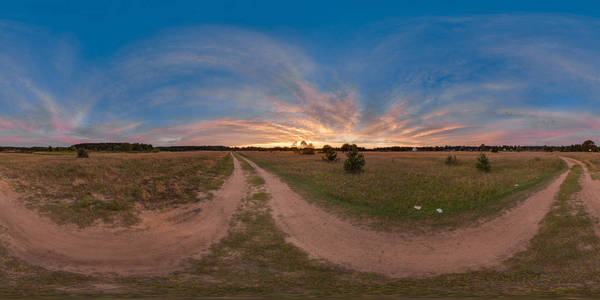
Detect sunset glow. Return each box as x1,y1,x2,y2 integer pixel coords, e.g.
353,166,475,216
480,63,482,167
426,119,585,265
1,3,600,147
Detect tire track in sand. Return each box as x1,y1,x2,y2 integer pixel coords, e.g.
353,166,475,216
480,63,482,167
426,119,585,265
0,154,245,276
242,156,573,278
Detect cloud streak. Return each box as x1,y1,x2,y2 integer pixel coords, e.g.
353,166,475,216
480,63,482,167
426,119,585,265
2,16,600,147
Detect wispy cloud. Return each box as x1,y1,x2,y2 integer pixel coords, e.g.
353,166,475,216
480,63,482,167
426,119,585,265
2,16,600,147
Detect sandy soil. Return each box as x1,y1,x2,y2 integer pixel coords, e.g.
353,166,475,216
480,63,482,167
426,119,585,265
0,154,245,276
242,156,574,278
564,157,600,236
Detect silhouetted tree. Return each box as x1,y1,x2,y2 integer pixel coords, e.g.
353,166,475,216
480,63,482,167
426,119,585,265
341,143,358,152
77,149,89,158
583,140,597,152
322,146,338,162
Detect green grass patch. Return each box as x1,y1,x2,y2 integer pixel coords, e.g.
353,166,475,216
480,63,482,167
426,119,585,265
249,175,265,186
241,151,566,229
251,192,269,200
236,153,255,172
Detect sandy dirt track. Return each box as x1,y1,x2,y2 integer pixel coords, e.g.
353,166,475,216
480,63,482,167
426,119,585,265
0,154,245,275
243,156,574,278
564,157,600,236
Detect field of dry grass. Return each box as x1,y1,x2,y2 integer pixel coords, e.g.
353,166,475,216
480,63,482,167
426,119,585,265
563,152,600,180
242,151,566,228
0,151,233,227
1,153,600,298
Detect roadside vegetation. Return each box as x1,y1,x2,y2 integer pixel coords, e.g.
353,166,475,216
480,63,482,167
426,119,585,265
0,151,233,227
564,152,600,180
241,151,566,229
3,156,600,298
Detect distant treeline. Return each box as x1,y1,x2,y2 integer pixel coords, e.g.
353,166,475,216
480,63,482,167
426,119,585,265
0,143,154,153
72,143,154,152
371,144,595,152
0,141,597,153
157,145,232,151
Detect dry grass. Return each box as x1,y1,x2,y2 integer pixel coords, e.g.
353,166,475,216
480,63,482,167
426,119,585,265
0,151,233,227
563,152,600,180
1,156,600,298
242,151,566,228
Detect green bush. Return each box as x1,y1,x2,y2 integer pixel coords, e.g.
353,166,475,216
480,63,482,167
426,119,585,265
77,149,89,158
322,148,338,162
476,153,491,172
344,146,365,173
445,155,458,165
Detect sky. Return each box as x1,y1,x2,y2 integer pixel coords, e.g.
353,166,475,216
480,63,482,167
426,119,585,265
1,1,600,147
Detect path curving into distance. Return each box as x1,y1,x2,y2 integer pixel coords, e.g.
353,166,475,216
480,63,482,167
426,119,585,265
562,157,600,236
242,156,574,278
0,154,245,276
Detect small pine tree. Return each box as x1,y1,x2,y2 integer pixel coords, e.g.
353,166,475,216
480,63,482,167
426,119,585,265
344,146,365,173
77,148,89,158
476,153,490,172
445,155,458,165
322,148,338,162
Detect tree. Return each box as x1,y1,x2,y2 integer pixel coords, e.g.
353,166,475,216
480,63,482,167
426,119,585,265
476,153,490,172
341,143,357,152
121,143,133,152
344,146,365,173
582,140,597,152
322,146,338,162
77,148,89,158
321,144,333,153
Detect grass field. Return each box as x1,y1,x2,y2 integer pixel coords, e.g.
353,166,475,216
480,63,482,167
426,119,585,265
2,158,600,297
241,151,566,228
564,153,600,180
0,151,233,227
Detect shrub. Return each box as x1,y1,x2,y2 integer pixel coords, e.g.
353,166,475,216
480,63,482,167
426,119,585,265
322,148,338,162
476,153,490,172
445,155,458,165
344,146,365,173
301,145,315,155
491,146,499,153
321,144,333,153
77,149,89,158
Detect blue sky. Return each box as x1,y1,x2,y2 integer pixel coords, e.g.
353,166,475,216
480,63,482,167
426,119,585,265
1,1,600,147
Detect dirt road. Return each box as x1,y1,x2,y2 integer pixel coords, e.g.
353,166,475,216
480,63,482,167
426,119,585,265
0,154,245,276
242,156,573,278
562,157,600,236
